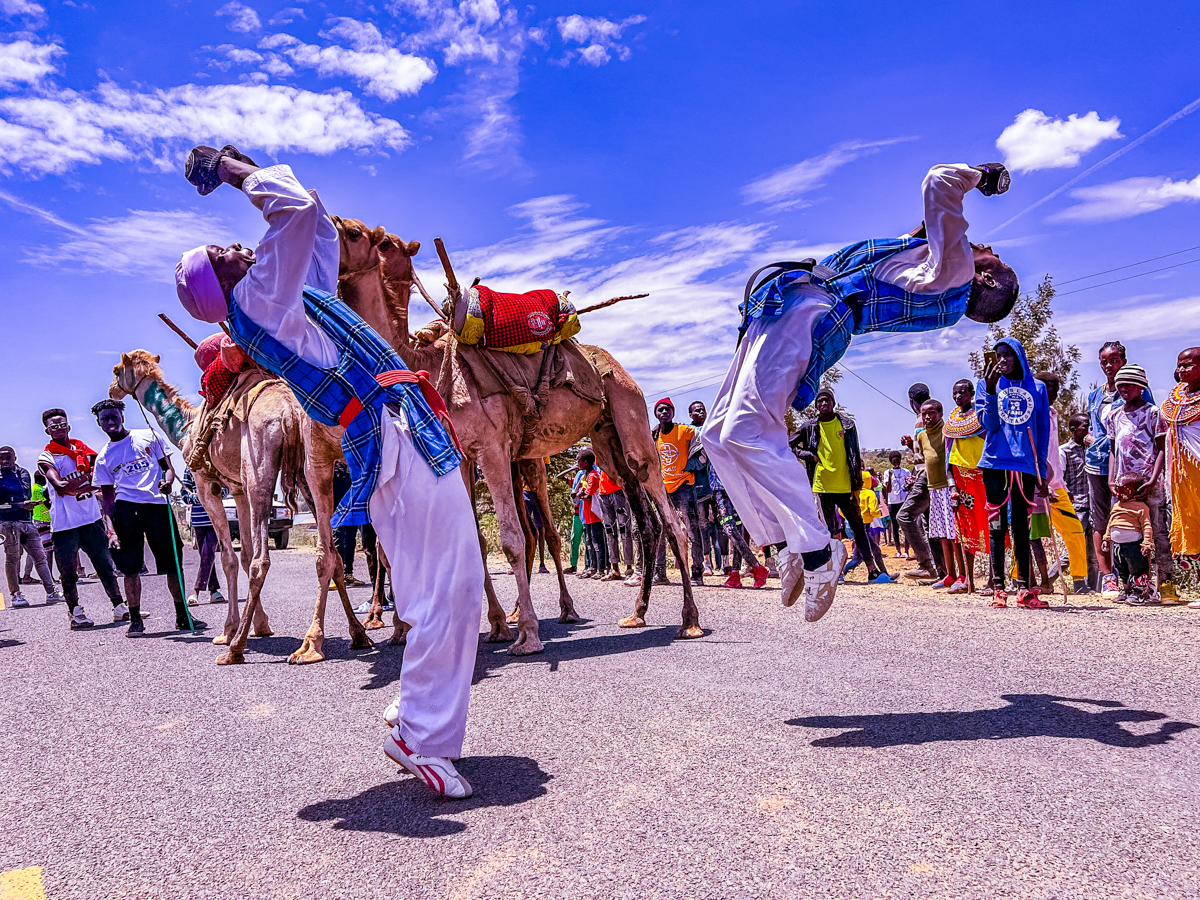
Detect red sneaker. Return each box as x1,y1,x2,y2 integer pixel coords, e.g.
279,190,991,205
723,570,742,589
751,565,769,589
1017,589,1049,609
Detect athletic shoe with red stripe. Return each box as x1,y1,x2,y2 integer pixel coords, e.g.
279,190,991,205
384,728,472,799
383,697,400,729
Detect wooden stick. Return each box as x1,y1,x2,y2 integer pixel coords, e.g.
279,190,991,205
433,237,459,293
219,322,233,340
158,313,199,349
409,270,448,322
575,293,649,315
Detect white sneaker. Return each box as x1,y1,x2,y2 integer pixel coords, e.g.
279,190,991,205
68,607,95,629
11,593,29,608
702,563,714,576
186,594,200,607
383,697,401,729
623,572,642,586
113,602,130,623
777,548,806,608
805,539,849,623
383,728,472,798
46,591,63,605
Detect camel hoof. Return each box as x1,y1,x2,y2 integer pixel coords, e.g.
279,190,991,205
251,628,274,638
485,624,514,643
364,618,385,631
213,633,232,645
216,650,244,666
388,632,407,646
350,633,374,651
507,636,544,656
557,611,580,624
288,648,325,665
676,625,705,640
618,614,647,629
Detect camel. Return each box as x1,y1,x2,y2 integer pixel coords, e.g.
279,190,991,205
108,352,295,647
333,220,702,655
109,353,375,666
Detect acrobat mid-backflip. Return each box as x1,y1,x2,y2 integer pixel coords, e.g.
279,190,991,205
702,162,1018,622
173,146,484,799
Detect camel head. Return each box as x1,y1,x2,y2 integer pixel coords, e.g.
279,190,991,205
331,215,388,280
379,233,421,287
110,349,164,400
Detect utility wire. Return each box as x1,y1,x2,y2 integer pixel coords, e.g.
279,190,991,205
1057,256,1200,296
1054,243,1200,285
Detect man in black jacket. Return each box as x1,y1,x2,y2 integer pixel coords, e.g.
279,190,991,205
791,391,889,584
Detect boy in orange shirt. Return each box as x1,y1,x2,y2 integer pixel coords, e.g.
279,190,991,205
653,398,705,585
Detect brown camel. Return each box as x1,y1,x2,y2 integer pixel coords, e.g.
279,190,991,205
109,353,374,666
333,221,702,655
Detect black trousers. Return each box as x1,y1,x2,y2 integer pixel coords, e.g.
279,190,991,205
335,524,377,579
584,521,608,572
982,469,1036,590
53,519,123,611
897,470,936,573
818,492,880,577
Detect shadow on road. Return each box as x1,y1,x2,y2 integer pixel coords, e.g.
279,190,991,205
296,755,550,836
472,622,678,684
789,694,1198,748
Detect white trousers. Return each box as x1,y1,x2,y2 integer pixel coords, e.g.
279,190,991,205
370,407,485,759
701,288,832,554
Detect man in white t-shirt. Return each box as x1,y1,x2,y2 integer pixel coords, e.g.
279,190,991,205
37,408,127,629
91,399,203,637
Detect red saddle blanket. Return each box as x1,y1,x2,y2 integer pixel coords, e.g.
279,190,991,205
474,286,569,350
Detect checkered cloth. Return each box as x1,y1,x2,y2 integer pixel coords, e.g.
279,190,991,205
739,237,972,411
200,356,237,406
474,286,568,350
227,285,461,527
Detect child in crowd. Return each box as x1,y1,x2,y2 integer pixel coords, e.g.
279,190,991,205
1103,474,1156,605
574,448,607,579
842,471,893,582
881,452,911,555
945,379,987,594
1106,364,1173,601
1061,412,1098,588
916,399,961,589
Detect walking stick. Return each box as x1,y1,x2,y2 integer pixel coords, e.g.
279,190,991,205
158,314,199,350
1027,426,1070,604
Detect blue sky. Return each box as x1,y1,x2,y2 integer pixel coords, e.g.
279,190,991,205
2,0,1199,465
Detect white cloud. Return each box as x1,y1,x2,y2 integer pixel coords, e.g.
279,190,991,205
258,21,437,102
555,13,645,65
1049,173,1200,223
996,109,1122,173
391,0,512,66
0,39,61,87
0,0,44,20
217,1,261,34
1054,294,1200,344
406,195,777,384
741,138,911,211
268,7,305,26
0,190,238,281
0,82,411,176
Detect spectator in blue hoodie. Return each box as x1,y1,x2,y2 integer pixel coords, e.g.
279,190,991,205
977,337,1051,610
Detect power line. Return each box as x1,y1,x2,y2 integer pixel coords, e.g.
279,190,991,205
1055,243,1200,286
1057,256,1200,296
836,363,911,412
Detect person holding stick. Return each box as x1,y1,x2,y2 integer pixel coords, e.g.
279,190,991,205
703,163,1018,621
976,337,1051,609
175,147,482,799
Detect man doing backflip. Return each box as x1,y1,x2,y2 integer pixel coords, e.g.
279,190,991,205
174,147,484,798
703,162,1018,621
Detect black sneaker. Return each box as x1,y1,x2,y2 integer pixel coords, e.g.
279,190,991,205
126,618,146,638
176,617,207,631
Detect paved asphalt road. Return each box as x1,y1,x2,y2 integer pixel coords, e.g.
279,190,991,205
2,546,1198,899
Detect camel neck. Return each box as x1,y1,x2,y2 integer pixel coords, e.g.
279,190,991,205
137,379,191,448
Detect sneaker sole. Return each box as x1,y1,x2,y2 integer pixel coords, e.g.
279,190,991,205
384,738,471,798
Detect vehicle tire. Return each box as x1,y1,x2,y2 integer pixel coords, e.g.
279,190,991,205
274,530,290,551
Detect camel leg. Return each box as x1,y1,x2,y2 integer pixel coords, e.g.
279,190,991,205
478,447,541,655
362,528,388,631
466,463,512,643
524,458,577,623
507,462,535,625
619,484,660,629
196,473,241,646
649,482,702,638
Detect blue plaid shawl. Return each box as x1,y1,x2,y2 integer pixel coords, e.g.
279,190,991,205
227,286,461,527
739,237,972,411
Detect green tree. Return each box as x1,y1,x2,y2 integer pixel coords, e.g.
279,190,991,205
967,274,1082,439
